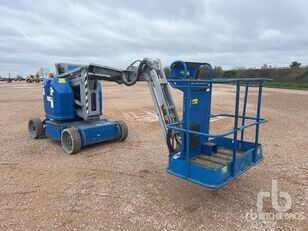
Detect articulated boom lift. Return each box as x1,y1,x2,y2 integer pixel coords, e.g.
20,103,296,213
28,58,269,189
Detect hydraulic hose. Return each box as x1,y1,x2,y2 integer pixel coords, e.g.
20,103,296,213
122,60,142,86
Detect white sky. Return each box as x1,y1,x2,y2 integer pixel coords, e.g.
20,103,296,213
1,0,308,76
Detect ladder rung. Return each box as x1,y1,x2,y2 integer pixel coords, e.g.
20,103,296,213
163,105,175,110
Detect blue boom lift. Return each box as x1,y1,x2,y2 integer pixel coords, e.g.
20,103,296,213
28,62,138,154
28,58,269,188
137,58,270,188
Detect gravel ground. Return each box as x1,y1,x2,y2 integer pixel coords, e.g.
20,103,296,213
0,81,307,230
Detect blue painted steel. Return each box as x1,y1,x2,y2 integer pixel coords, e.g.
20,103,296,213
185,82,191,164
43,78,75,120
44,120,62,141
254,80,264,162
167,138,263,188
166,61,269,188
240,81,249,144
170,61,213,80
167,125,236,138
45,119,121,145
78,120,120,146
232,82,240,175
42,71,119,149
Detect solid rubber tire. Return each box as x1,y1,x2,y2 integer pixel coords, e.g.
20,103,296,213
28,118,44,139
61,127,82,154
117,121,128,141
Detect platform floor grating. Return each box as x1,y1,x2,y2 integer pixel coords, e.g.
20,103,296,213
190,148,246,170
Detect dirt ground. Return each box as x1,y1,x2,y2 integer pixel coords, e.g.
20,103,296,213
0,81,307,231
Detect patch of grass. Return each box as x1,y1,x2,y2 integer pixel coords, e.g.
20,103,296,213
265,82,308,90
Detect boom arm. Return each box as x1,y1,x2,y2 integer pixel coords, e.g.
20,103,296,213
55,63,139,86
136,58,181,153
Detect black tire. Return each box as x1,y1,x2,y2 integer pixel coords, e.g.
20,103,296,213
61,128,82,154
28,118,44,139
117,121,128,141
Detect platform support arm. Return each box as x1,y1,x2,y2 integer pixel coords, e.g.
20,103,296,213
240,81,249,145
254,80,264,162
232,82,241,175
185,82,192,161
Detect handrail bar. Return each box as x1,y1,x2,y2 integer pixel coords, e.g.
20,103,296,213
211,113,267,121
167,124,236,138
168,77,271,84
167,117,267,138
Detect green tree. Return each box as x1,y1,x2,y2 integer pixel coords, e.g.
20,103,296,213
163,67,170,78
290,61,301,68
214,66,223,77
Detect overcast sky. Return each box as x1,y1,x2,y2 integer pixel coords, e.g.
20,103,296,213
1,0,308,76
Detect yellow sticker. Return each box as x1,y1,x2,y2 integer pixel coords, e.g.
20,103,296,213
222,166,228,174
58,78,65,83
192,98,198,104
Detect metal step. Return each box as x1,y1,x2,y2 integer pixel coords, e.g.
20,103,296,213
191,156,224,169
198,154,230,166
191,148,246,170
214,152,232,161
217,147,246,158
